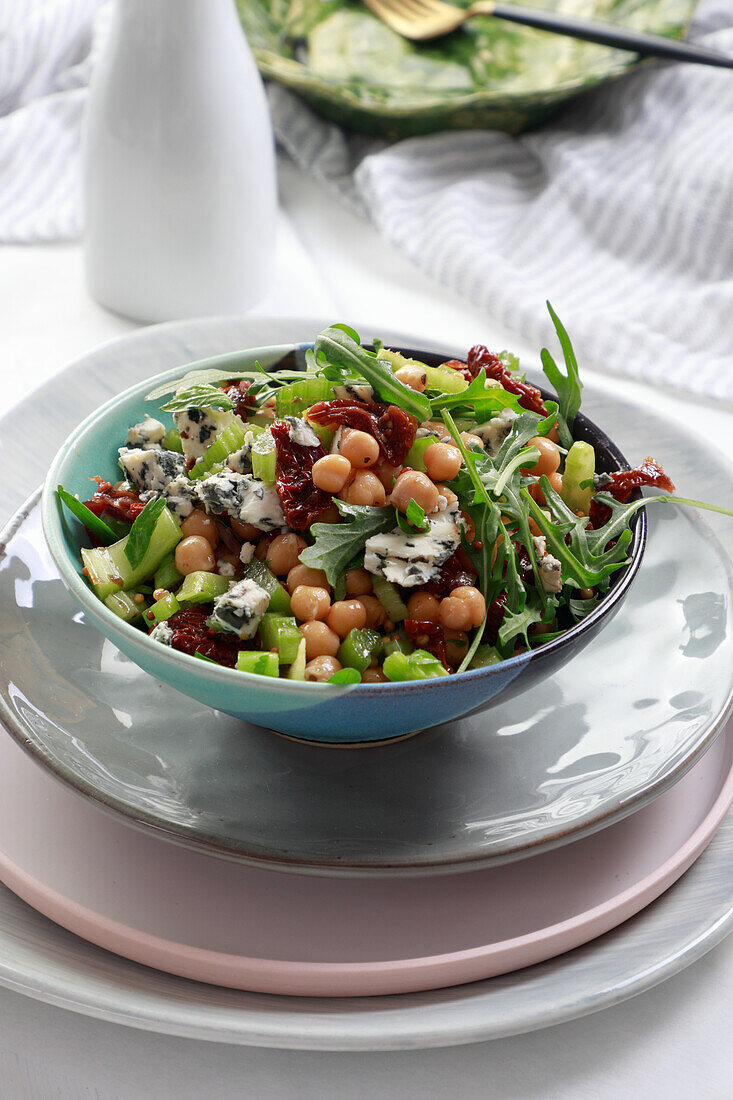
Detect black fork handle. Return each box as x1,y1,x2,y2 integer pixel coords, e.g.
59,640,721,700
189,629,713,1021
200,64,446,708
492,3,733,70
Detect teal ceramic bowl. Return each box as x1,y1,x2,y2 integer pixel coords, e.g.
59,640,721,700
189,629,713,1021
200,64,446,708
42,343,646,744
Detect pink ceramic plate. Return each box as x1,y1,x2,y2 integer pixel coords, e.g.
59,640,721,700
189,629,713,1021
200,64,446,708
0,721,730,998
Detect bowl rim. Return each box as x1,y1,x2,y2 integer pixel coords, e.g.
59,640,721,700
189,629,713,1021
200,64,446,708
41,342,647,695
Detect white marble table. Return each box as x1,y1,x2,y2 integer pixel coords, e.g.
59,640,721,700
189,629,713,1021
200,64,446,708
0,159,730,1099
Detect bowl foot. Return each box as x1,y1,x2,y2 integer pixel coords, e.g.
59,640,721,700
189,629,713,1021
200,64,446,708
265,727,425,748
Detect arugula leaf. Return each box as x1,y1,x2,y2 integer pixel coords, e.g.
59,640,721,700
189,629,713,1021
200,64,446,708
314,326,431,421
124,498,167,570
395,498,430,535
160,384,235,414
146,365,304,402
194,651,218,664
498,598,547,649
329,667,362,684
57,486,117,544
430,373,521,423
540,303,582,449
299,500,395,585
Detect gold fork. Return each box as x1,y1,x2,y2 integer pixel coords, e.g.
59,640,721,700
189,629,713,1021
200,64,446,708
362,0,733,69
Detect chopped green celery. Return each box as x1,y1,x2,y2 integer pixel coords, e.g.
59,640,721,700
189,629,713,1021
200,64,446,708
154,553,183,592
104,590,146,622
371,575,408,622
469,644,503,669
248,414,276,430
188,419,247,480
236,650,280,677
338,628,382,673
383,649,448,681
329,667,361,684
561,441,595,515
163,428,183,454
258,613,302,664
378,349,467,395
242,559,290,614
147,592,180,624
176,570,230,606
382,630,414,657
275,376,332,418
308,421,334,449
287,637,307,680
251,430,276,483
82,506,181,600
403,436,435,473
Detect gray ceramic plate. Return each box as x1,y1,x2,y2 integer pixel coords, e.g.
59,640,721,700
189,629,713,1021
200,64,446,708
236,0,697,138
0,318,731,876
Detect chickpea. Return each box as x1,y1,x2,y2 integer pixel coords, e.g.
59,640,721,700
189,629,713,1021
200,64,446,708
529,471,563,507
360,594,386,629
424,442,462,482
459,511,476,541
339,429,380,469
578,587,595,600
340,471,386,507
452,586,486,627
327,599,367,638
345,568,373,596
217,552,242,576
435,485,459,508
305,656,342,682
444,629,470,667
395,365,427,392
372,457,402,493
300,621,340,659
522,436,561,477
312,454,352,493
181,508,220,549
460,432,484,451
362,667,389,684
407,591,441,623
230,519,261,541
174,535,216,576
291,585,331,622
315,503,342,524
390,470,439,515
266,533,307,576
420,421,451,440
528,517,543,538
530,619,556,636
438,596,473,631
255,534,274,561
287,563,329,592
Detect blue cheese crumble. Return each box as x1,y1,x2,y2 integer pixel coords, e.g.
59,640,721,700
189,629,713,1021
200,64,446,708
174,406,233,463
334,382,373,403
533,536,562,594
475,408,518,456
364,504,461,587
196,469,285,531
284,416,321,448
117,448,198,518
149,621,174,645
226,431,256,474
124,417,166,450
208,578,269,639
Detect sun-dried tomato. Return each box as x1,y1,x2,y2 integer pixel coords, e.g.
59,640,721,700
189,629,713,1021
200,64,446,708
165,609,244,668
483,594,507,647
84,478,146,523
515,541,534,580
307,398,417,466
441,358,473,382
589,458,675,527
424,552,477,598
270,419,332,531
467,345,547,416
404,619,450,671
223,380,256,419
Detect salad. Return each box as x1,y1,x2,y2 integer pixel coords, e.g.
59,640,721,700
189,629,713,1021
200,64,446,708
58,308,699,686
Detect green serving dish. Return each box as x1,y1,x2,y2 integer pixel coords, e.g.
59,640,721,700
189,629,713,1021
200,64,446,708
236,0,696,138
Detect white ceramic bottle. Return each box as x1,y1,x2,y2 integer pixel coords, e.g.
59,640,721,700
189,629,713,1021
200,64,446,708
84,0,277,323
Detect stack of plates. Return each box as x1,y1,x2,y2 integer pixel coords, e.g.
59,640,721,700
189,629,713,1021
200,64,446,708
0,318,730,1049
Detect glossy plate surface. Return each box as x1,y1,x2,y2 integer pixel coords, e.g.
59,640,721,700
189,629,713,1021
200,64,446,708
1,447,731,873
236,0,697,138
0,715,730,997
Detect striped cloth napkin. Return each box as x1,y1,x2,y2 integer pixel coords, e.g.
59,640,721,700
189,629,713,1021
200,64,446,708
2,0,733,401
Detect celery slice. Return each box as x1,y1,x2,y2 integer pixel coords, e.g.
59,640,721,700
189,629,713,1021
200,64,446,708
147,592,180,624
103,507,182,592
337,628,382,673
163,429,183,454
258,613,302,664
104,590,146,623
371,575,408,622
82,547,124,601
154,553,183,593
242,559,291,614
176,571,230,606
287,637,307,680
469,644,503,669
275,376,332,418
309,422,334,449
403,436,434,474
251,429,276,484
236,650,280,677
561,442,595,515
188,420,247,481
383,649,448,681
382,630,414,657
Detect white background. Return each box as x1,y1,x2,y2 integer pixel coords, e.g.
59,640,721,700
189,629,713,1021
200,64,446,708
0,160,731,1098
